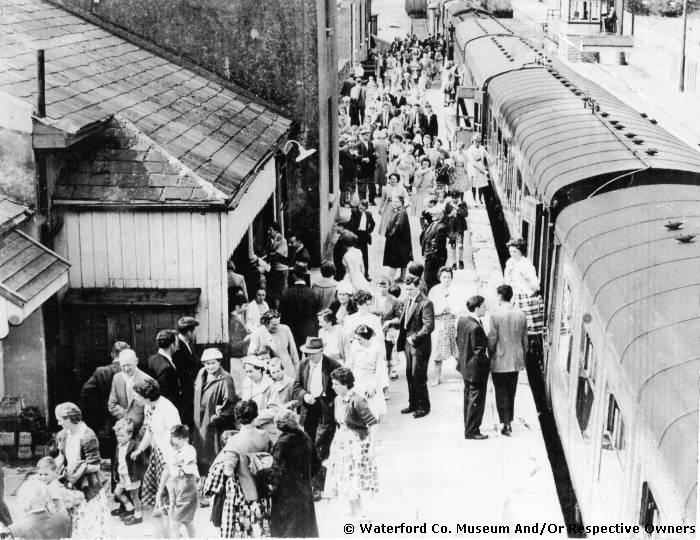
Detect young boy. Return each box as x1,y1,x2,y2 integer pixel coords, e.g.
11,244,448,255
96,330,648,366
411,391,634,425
156,425,199,538
112,418,145,525
35,456,84,526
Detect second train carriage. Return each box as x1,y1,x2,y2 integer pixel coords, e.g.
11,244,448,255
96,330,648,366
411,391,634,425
450,8,700,528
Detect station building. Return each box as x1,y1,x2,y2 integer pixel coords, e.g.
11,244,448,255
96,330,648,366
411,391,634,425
51,0,373,261
0,0,294,415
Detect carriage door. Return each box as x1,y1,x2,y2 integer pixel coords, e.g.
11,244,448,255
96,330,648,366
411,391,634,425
521,195,543,268
456,87,477,146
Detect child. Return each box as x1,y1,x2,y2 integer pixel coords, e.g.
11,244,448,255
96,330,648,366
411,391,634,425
387,284,403,380
112,418,145,525
35,456,84,534
156,425,199,538
448,201,468,270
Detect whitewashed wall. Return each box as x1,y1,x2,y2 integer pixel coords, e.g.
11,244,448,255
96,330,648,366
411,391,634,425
54,157,278,344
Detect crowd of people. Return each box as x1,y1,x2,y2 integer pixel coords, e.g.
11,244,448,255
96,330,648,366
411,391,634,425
0,32,549,540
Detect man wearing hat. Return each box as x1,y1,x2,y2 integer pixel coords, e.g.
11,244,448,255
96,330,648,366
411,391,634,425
173,317,200,429
293,337,342,498
279,262,322,357
355,126,375,205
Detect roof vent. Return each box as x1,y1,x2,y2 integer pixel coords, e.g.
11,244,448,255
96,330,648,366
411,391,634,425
632,138,644,145
649,118,658,124
614,124,625,130
640,112,648,118
645,148,659,156
675,234,696,244
664,220,683,230
609,119,619,125
600,112,609,117
624,132,637,138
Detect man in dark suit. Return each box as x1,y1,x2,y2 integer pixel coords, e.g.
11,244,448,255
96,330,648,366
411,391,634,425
394,275,435,418
80,340,130,458
390,88,407,109
488,285,528,436
421,206,450,289
340,76,356,98
287,235,311,286
425,103,439,138
339,138,356,207
143,329,181,409
407,102,429,137
349,200,376,281
375,101,393,130
332,221,358,282
355,126,375,204
172,317,199,430
279,262,322,355
293,337,342,497
456,296,490,440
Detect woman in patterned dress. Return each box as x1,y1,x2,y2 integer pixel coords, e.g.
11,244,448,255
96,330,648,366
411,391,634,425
378,174,410,235
131,378,181,536
427,267,460,386
504,238,544,336
216,400,272,538
324,367,378,520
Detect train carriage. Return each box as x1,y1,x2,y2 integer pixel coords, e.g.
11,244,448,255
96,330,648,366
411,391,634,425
449,8,700,528
551,184,700,528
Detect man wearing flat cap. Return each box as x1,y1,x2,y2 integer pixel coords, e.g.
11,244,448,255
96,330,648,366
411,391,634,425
279,262,322,357
173,317,200,429
293,337,341,499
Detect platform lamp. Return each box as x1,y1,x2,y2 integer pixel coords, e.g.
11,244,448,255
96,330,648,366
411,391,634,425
282,140,317,162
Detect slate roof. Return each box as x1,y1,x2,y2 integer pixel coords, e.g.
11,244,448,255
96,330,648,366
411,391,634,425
0,0,293,200
0,197,32,231
0,228,70,308
53,116,227,205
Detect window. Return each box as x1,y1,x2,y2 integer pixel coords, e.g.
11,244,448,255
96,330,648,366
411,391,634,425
603,394,626,459
640,482,659,535
575,332,596,438
568,0,602,22
325,0,332,30
557,279,574,374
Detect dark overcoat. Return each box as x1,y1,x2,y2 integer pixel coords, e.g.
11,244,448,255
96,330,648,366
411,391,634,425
270,428,322,538
383,208,413,268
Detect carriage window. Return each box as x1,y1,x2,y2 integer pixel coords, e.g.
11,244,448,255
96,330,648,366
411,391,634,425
575,332,596,440
602,394,626,463
640,482,659,535
558,279,574,374
569,0,602,21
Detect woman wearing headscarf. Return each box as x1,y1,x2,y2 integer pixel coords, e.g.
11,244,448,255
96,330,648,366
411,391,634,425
329,281,357,326
378,174,410,236
270,410,321,538
193,348,238,476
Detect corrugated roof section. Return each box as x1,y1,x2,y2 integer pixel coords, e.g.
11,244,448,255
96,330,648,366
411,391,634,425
556,184,700,518
462,35,539,88
0,0,293,200
487,68,700,203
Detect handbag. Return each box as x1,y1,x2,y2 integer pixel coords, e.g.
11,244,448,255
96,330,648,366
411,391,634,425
247,452,275,498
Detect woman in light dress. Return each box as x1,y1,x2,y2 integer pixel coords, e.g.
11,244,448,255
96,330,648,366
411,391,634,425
330,281,357,326
245,288,269,332
428,266,460,386
318,309,344,363
346,326,388,419
412,156,435,217
450,141,471,199
396,143,417,188
466,134,490,206
248,309,299,377
341,234,370,293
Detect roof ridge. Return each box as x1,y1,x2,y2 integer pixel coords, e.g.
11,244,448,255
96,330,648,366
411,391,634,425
43,0,293,120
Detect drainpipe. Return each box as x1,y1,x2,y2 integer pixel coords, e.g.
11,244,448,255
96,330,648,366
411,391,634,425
35,50,50,245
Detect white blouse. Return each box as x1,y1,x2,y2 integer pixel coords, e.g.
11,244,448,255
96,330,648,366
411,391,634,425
504,256,540,296
147,397,181,454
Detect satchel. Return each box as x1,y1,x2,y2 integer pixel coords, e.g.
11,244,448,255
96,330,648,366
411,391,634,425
247,452,275,498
